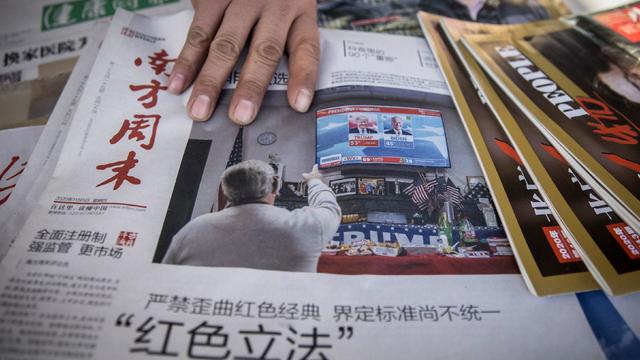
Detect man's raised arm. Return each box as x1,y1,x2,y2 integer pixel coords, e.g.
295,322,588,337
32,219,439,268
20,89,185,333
302,165,342,242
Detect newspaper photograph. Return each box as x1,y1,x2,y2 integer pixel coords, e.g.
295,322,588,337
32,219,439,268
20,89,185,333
150,24,518,278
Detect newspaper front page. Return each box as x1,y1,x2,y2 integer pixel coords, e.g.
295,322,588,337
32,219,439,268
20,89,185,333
0,8,632,360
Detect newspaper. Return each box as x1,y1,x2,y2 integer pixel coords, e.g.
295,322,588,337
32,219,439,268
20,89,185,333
0,9,626,359
0,0,577,85
462,17,640,295
418,13,597,296
0,24,109,260
0,0,191,84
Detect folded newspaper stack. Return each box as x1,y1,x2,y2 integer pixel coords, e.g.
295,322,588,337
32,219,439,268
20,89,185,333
0,4,639,359
420,2,640,296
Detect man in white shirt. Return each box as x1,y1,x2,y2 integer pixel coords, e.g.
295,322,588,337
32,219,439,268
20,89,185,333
162,160,341,272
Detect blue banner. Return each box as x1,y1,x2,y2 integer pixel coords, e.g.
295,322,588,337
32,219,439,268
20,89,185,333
333,223,505,246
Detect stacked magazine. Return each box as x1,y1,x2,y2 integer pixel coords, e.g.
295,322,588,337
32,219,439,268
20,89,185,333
419,2,640,296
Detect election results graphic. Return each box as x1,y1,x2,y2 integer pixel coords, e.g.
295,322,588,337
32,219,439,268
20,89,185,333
316,105,451,169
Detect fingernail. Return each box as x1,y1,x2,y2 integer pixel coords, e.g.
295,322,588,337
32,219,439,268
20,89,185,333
168,73,185,94
231,99,256,125
190,95,211,120
293,89,312,112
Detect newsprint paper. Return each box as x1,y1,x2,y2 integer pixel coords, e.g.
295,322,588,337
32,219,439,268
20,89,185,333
0,24,108,260
1,9,639,359
0,0,192,84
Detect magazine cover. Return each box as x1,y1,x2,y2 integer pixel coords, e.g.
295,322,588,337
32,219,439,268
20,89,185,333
3,9,632,359
436,16,640,295
419,12,596,296
575,1,640,61
462,18,640,254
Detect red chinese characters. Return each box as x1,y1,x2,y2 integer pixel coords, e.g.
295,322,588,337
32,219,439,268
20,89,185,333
96,151,141,190
96,48,175,191
110,114,161,150
135,49,176,76
0,155,27,206
129,80,168,109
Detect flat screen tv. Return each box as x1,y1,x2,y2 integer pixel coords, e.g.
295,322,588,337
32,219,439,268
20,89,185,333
316,105,450,169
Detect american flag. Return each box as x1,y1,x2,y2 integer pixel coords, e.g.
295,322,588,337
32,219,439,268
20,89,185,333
465,182,491,201
403,174,439,210
423,176,440,195
226,127,244,167
216,127,244,211
446,178,463,207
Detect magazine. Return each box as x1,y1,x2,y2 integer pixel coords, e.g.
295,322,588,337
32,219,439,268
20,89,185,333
317,0,569,37
575,2,640,61
418,13,597,296
461,18,640,295
462,19,640,231
436,15,640,296
0,9,623,359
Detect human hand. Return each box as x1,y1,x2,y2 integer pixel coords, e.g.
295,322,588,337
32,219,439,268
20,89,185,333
168,0,320,125
302,164,323,183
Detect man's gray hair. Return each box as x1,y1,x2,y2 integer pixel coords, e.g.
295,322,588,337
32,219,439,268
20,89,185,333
221,159,275,204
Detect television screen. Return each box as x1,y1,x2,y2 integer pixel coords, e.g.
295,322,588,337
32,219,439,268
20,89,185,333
316,105,450,168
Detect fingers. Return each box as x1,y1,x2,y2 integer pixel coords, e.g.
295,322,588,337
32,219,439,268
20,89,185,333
187,1,261,121
168,1,230,95
172,0,318,124
286,14,320,113
228,3,296,125
303,164,321,182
